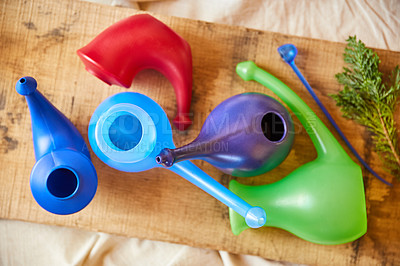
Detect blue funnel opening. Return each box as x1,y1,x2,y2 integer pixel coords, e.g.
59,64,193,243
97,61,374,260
47,168,78,198
261,112,286,142
109,114,143,151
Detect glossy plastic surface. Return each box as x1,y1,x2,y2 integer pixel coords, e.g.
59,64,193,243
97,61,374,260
229,62,367,245
88,92,266,228
77,14,193,131
16,77,97,215
277,43,390,185
156,93,294,177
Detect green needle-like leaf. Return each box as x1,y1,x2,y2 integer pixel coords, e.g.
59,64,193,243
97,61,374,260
332,36,400,179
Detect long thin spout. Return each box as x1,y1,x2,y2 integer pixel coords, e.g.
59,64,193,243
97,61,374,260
156,143,210,167
16,77,90,160
169,160,267,229
236,61,347,161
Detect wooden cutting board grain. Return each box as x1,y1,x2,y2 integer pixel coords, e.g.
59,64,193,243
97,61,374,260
0,0,399,265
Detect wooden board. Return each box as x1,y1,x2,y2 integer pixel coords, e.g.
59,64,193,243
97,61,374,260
1,0,399,264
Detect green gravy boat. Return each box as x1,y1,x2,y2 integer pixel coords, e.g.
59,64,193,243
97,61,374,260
229,61,367,245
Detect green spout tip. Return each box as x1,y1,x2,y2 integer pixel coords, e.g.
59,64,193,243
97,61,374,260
16,76,37,96
236,61,257,81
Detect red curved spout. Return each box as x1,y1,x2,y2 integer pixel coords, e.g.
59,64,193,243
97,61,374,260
77,14,192,130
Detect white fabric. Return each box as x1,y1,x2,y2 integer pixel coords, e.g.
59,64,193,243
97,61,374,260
0,219,283,265
2,1,399,265
87,0,400,51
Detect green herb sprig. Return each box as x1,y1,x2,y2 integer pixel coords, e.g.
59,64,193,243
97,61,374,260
332,36,400,179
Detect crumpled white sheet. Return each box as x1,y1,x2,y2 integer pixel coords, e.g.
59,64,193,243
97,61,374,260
0,219,283,266
1,0,399,265
87,0,400,52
